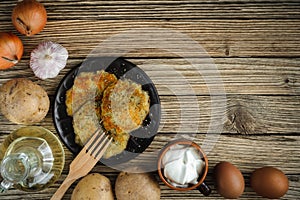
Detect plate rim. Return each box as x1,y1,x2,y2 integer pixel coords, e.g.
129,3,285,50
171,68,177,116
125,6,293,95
52,57,161,165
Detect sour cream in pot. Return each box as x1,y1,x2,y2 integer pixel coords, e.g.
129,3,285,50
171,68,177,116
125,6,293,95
162,144,205,187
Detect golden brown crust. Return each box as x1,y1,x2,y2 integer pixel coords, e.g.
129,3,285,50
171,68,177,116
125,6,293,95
100,79,149,158
65,70,117,116
66,70,117,146
65,88,73,116
72,100,101,146
65,70,150,158
101,79,150,135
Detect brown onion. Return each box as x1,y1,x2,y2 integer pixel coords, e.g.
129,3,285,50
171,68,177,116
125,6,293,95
0,32,23,70
12,0,47,36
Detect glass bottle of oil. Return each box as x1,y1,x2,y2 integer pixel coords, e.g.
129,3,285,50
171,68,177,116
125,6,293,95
0,126,65,192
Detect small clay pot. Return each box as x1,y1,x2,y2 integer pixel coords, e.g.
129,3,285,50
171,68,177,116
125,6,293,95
157,139,211,196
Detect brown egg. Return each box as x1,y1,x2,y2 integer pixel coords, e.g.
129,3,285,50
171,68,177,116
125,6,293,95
214,161,245,199
250,166,289,199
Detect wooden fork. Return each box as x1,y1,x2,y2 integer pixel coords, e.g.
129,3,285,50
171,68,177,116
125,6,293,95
51,129,112,200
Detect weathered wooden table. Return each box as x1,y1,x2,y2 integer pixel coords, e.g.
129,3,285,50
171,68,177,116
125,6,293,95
0,0,299,199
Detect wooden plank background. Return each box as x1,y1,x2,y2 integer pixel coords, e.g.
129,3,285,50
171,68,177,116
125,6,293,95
0,0,299,199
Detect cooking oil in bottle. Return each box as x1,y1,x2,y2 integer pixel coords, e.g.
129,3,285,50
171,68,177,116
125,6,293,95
0,126,64,192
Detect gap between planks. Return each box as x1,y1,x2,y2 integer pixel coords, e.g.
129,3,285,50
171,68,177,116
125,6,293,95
0,20,300,58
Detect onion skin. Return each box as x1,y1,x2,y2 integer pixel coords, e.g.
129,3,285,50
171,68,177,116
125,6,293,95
0,32,23,70
12,0,47,36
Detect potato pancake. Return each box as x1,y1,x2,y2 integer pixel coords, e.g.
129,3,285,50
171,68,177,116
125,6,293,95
66,70,117,146
72,100,101,146
65,70,150,159
101,79,150,135
101,79,150,158
66,70,117,116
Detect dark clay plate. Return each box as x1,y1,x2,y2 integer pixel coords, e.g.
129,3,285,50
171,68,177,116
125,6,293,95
53,57,161,165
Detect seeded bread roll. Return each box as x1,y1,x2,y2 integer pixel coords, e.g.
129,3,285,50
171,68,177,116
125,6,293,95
0,78,49,124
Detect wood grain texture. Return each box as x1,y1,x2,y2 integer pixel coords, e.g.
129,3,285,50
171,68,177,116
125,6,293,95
0,94,299,136
0,19,300,58
1,0,300,20
0,58,299,135
0,0,299,199
0,134,299,199
0,58,299,95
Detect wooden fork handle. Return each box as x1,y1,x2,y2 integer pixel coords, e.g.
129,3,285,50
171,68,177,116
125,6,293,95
51,177,76,200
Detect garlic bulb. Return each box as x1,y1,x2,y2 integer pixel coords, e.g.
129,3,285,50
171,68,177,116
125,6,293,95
30,41,68,79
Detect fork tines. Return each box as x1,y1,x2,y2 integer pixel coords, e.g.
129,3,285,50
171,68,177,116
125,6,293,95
85,128,112,160
51,127,112,200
